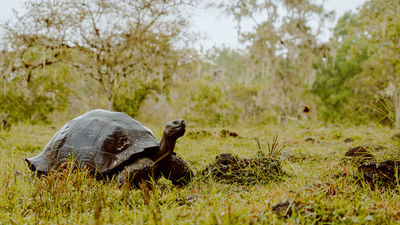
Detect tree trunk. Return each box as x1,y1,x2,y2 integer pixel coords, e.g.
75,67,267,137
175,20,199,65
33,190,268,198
107,99,113,111
280,52,291,125
107,90,113,111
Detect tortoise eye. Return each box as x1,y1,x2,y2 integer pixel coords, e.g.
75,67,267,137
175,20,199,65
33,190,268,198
173,121,179,125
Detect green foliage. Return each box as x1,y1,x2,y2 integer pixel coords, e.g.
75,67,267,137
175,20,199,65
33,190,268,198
0,47,71,123
113,87,151,118
311,35,372,123
204,47,248,83
0,92,54,124
312,0,400,125
1,0,195,122
351,0,400,127
184,77,240,125
166,47,279,126
1,0,400,127
218,0,334,120
312,13,365,121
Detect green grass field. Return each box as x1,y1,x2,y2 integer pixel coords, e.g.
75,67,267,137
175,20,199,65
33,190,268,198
1,122,400,224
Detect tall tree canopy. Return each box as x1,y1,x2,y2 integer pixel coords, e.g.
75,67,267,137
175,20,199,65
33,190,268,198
1,0,196,122
313,0,400,126
218,0,334,122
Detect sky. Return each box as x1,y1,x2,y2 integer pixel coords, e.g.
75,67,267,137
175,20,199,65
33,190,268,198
0,0,367,50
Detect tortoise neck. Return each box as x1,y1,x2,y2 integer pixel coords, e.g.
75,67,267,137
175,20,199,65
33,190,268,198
157,135,177,161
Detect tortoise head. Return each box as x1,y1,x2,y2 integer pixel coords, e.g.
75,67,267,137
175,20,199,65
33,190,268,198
155,119,186,162
163,119,186,139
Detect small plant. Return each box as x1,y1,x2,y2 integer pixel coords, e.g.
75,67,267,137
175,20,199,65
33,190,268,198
372,96,396,127
256,134,286,159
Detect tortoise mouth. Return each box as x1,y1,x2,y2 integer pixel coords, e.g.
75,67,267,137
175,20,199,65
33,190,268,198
164,119,186,137
173,123,185,131
167,126,185,137
174,127,186,136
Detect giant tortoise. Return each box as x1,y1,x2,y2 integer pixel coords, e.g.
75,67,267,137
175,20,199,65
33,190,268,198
25,109,193,187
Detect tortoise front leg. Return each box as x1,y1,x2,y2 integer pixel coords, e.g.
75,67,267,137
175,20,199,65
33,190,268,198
118,157,157,188
157,153,193,186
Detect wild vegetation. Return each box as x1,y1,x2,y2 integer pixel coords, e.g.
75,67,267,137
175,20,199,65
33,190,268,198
1,0,400,224
1,0,398,127
2,122,400,224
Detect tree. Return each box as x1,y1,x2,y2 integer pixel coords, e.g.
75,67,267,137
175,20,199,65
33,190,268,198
312,0,400,126
218,0,334,122
352,0,400,127
312,12,373,123
0,45,71,123
2,0,195,113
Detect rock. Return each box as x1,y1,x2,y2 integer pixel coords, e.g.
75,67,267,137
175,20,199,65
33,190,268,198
305,137,315,143
343,138,353,143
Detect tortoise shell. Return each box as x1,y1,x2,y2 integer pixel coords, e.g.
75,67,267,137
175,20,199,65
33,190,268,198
25,109,160,174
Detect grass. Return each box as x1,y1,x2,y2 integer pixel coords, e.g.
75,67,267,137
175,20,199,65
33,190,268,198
1,121,400,224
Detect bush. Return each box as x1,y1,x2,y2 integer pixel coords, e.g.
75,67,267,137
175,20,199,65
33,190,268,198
113,87,150,118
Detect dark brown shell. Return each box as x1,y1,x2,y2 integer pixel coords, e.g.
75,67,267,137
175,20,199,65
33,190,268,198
25,109,159,174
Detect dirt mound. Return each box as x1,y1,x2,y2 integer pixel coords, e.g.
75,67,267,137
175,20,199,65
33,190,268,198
219,129,240,138
345,146,374,158
343,146,374,163
202,152,285,185
358,160,400,185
